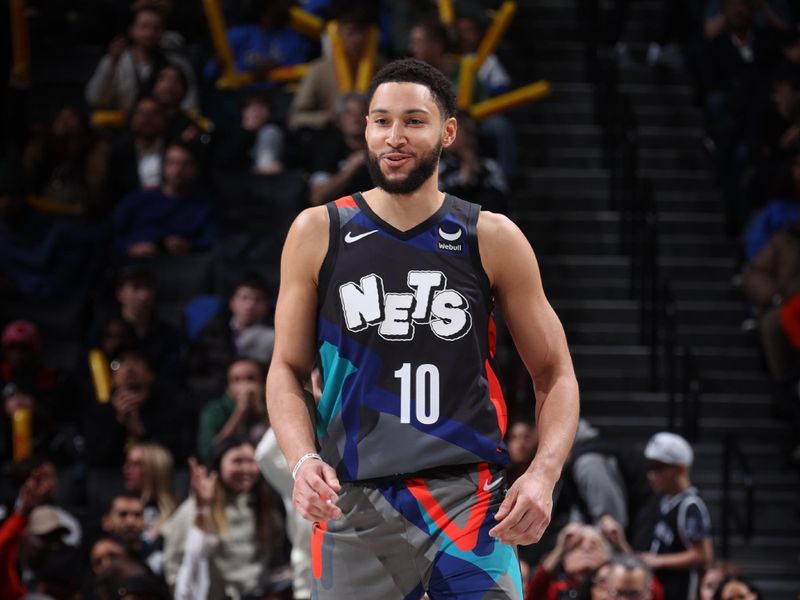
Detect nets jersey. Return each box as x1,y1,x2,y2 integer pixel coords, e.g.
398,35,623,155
316,192,509,481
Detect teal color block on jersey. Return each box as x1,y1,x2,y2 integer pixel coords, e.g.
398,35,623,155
317,341,357,439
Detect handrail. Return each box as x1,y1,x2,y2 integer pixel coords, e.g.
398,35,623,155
721,434,756,558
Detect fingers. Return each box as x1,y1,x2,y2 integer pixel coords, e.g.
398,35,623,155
489,493,551,546
293,462,343,522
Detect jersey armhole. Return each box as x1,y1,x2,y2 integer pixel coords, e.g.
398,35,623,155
317,202,340,303
467,202,493,308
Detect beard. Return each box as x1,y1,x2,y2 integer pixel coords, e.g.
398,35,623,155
366,141,442,195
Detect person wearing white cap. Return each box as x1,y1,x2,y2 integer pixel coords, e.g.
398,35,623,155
639,432,713,600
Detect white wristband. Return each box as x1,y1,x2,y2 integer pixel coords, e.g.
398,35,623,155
291,452,322,481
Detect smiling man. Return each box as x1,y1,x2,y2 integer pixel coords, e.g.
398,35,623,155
266,58,579,599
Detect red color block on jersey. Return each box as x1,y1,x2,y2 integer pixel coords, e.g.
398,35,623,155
406,463,493,553
334,195,358,209
311,520,328,579
485,359,507,438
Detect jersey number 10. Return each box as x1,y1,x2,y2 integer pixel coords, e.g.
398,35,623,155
394,363,440,425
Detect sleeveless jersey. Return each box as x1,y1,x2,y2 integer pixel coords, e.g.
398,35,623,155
316,192,509,481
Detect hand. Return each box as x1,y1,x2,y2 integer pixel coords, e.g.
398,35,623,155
230,381,262,414
292,458,342,522
780,123,800,150
343,150,365,173
489,471,554,545
164,235,191,254
18,466,56,515
108,35,128,62
188,457,218,509
639,552,660,569
127,241,159,257
112,387,146,435
599,515,630,552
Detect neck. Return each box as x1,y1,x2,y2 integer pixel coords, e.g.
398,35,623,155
133,46,153,63
136,137,159,152
123,308,150,329
362,176,444,231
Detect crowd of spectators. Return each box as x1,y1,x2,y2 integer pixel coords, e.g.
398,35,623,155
0,0,519,598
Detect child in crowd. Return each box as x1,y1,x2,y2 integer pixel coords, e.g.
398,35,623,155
641,432,713,600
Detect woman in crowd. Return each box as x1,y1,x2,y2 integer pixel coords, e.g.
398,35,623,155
122,442,178,539
161,435,284,599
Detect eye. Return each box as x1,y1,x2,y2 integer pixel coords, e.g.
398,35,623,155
374,118,389,126
408,118,424,125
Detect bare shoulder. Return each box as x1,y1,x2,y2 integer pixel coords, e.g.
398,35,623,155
283,205,330,283
476,210,539,287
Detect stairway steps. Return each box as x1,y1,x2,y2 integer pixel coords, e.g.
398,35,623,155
634,105,704,128
580,390,774,420
587,414,792,438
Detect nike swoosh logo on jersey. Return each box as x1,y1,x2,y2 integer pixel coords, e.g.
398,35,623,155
483,476,504,492
344,230,378,244
438,227,463,242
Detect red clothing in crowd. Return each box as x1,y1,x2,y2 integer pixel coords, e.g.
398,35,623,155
0,511,28,600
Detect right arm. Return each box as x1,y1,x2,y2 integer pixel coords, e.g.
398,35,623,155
266,207,342,521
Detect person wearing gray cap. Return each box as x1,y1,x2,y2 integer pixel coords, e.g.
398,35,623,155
639,432,713,600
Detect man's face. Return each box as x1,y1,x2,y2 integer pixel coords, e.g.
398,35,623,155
152,67,186,108
339,97,367,138
645,460,681,493
129,10,164,52
409,27,444,64
723,0,754,34
227,360,263,401
507,422,537,464
116,280,156,318
339,21,369,58
90,538,127,575
111,355,154,392
455,18,481,53
365,82,455,195
103,497,145,545
604,566,651,600
162,146,197,193
130,99,166,140
772,81,800,120
229,286,268,328
562,528,609,579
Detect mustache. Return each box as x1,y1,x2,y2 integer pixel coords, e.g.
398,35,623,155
378,150,415,158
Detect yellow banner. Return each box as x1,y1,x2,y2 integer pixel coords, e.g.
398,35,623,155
475,1,517,70
289,6,324,39
469,80,551,121
13,408,32,461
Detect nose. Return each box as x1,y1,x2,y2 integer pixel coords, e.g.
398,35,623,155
387,121,406,147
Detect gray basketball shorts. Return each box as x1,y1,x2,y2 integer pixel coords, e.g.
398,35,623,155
310,462,523,599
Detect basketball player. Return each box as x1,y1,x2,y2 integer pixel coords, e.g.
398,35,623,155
266,58,579,599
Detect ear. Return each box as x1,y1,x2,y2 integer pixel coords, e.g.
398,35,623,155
441,117,458,149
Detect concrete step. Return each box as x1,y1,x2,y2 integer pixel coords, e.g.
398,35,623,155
539,255,631,281
587,414,792,439
634,104,704,128
639,147,711,171
579,391,775,420
655,190,723,213
518,123,603,148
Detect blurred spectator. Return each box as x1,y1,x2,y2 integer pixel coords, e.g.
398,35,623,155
151,64,205,145
85,5,198,112
122,442,178,539
99,492,163,576
0,158,104,299
743,153,800,262
308,92,371,206
699,562,743,600
524,523,614,600
197,358,268,462
204,0,315,84
101,266,181,377
742,219,800,381
88,535,131,578
0,463,78,600
22,105,110,216
287,7,379,131
215,91,285,175
455,12,511,97
438,112,508,213
93,316,136,360
186,273,274,401
505,419,537,487
701,0,783,232
559,420,656,552
594,554,656,600
82,346,189,468
640,433,713,600
409,19,517,177
256,427,313,600
0,383,55,465
704,0,792,40
713,575,762,600
106,97,169,207
22,547,84,600
92,555,169,600
163,436,284,599
111,141,218,257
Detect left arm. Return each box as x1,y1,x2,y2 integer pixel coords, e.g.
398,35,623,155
641,538,713,571
479,212,580,546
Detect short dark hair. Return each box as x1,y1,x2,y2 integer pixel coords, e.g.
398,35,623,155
367,58,457,120
231,272,269,298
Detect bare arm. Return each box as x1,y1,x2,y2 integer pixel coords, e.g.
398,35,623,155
642,538,713,571
266,207,342,521
479,212,580,545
